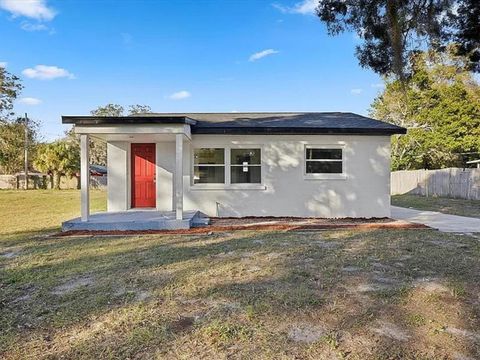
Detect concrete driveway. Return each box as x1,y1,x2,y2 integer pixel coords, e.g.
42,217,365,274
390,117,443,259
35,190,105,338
391,206,480,233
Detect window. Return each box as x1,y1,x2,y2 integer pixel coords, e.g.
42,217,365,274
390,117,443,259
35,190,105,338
305,147,343,174
193,148,225,184
230,148,261,183
192,147,263,186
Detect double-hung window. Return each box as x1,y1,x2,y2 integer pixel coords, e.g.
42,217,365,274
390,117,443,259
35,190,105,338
193,148,225,184
230,148,261,184
305,146,344,177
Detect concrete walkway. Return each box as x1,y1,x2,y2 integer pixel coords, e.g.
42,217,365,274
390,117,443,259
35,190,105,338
391,206,480,233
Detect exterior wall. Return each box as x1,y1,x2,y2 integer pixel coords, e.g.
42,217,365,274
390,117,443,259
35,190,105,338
107,141,130,211
106,135,392,217
155,135,392,218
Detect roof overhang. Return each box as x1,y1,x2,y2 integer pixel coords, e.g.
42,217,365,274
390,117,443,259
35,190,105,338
62,115,197,126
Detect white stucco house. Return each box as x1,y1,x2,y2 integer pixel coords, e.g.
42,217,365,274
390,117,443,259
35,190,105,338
61,112,406,231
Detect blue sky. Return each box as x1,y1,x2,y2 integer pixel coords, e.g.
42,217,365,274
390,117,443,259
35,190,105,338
0,0,384,141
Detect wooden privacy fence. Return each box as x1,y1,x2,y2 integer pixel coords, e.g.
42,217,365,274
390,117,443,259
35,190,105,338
391,168,480,200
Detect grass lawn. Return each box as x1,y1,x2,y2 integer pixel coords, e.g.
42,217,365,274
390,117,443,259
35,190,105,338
392,194,480,219
1,191,480,359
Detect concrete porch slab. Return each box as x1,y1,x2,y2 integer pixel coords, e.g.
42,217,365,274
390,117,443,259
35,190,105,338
62,210,209,231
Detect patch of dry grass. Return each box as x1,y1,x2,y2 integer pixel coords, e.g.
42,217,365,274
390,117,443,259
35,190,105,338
1,191,480,359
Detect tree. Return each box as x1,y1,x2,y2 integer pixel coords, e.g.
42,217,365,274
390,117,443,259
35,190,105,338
451,0,480,72
0,67,23,121
128,104,152,115
33,139,80,190
0,117,39,174
370,48,480,170
91,103,124,117
316,0,480,80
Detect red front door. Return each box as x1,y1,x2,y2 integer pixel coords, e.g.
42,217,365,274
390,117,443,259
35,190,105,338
131,143,156,208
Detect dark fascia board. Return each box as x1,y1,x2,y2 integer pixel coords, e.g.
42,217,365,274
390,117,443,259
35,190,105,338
62,116,197,126
191,126,407,135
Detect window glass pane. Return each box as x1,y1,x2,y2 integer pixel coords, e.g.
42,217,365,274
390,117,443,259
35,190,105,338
231,148,261,165
194,148,224,164
194,166,225,183
306,148,342,160
306,161,342,174
231,166,261,183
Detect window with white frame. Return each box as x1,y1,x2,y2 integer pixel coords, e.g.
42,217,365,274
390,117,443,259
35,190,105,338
193,147,262,185
305,147,343,174
193,148,225,184
230,148,261,183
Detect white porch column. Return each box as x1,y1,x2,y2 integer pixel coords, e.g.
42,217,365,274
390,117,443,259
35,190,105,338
175,133,184,220
80,134,90,222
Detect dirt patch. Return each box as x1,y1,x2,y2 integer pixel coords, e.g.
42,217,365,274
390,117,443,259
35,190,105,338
372,320,410,341
288,324,325,343
57,217,427,236
52,276,94,295
170,316,195,333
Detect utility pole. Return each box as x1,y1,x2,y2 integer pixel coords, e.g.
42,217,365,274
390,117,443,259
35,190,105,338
24,113,28,190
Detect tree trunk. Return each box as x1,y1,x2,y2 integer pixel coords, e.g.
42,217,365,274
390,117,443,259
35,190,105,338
54,172,61,190
386,0,405,82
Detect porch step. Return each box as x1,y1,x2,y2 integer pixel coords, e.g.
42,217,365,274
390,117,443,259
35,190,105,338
62,210,209,232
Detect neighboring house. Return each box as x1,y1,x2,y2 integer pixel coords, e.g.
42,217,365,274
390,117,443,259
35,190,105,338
62,112,406,230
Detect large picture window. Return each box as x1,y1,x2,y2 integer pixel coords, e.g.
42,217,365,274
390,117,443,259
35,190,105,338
193,148,225,184
230,148,261,184
305,147,343,174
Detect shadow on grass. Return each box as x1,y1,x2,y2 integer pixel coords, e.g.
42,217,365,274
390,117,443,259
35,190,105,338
1,229,479,358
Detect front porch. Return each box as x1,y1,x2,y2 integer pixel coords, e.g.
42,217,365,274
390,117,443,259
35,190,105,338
62,116,197,231
62,209,210,231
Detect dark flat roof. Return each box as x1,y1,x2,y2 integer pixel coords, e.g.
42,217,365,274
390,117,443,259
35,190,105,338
62,112,406,135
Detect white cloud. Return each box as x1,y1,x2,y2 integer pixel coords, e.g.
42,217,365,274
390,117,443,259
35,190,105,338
168,90,191,100
0,61,7,68
19,97,42,105
249,49,279,62
0,0,56,21
272,0,318,15
350,88,363,95
22,65,75,80
371,83,385,89
20,21,48,31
